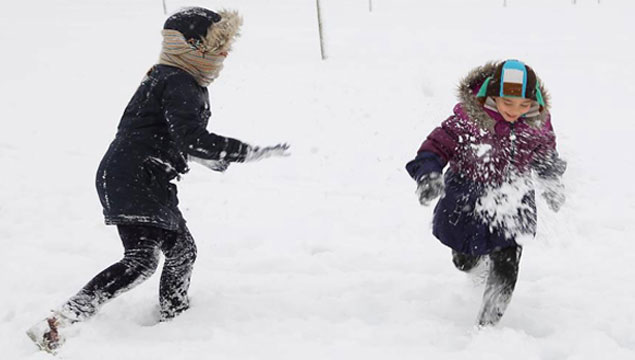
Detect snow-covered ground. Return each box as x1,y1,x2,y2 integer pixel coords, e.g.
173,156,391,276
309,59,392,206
1,0,634,359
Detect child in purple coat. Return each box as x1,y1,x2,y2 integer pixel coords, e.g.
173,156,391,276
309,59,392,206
406,60,566,326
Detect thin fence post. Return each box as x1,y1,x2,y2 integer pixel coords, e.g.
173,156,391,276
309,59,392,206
162,0,167,15
503,0,507,7
316,0,327,60
369,0,373,12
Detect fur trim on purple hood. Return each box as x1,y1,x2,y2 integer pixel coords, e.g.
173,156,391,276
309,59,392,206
456,61,551,132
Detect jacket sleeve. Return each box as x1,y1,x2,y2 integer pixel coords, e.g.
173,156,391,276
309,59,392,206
405,117,460,182
405,151,444,182
162,75,250,163
531,115,567,179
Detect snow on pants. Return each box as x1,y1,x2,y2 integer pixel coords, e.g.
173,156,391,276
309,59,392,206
452,246,522,326
61,224,197,321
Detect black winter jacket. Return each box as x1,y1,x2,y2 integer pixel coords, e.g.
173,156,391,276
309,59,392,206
96,64,249,230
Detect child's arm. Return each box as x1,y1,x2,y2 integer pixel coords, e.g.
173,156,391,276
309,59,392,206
406,117,459,182
531,115,566,180
405,117,460,205
532,115,567,211
162,75,289,168
162,78,250,163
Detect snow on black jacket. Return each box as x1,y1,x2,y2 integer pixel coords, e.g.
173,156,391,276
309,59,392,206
96,64,249,230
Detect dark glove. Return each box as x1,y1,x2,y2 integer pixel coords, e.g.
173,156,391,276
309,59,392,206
416,172,444,206
188,156,230,172
541,179,565,212
244,143,291,162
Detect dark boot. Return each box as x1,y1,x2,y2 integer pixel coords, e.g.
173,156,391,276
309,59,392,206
476,246,522,327
452,250,482,272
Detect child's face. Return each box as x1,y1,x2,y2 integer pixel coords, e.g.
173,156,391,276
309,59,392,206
494,97,534,123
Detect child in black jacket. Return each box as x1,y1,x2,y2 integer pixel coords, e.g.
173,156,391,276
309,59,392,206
27,7,289,353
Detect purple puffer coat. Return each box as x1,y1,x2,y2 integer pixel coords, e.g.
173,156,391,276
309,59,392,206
406,62,565,255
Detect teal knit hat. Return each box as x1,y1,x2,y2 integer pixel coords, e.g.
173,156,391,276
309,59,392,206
477,60,545,107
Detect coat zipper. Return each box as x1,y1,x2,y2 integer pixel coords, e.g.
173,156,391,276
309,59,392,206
505,122,517,180
509,122,516,165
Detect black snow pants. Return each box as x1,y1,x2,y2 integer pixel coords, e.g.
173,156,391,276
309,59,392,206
452,246,522,326
61,224,197,321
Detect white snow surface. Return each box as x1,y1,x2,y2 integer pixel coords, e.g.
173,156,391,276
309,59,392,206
1,0,635,359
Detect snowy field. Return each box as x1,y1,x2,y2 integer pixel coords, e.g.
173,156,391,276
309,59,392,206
1,0,634,359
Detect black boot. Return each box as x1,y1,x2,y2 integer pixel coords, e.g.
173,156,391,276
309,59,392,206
452,250,482,272
476,246,522,327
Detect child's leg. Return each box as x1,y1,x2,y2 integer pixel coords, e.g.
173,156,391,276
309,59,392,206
452,250,482,272
476,245,522,326
60,225,166,321
28,225,168,351
158,224,197,320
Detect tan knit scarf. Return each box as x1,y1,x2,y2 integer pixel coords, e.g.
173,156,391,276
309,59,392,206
159,29,227,87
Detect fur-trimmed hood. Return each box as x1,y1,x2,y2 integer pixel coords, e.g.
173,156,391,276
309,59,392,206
456,61,551,131
201,10,243,55
159,9,242,87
